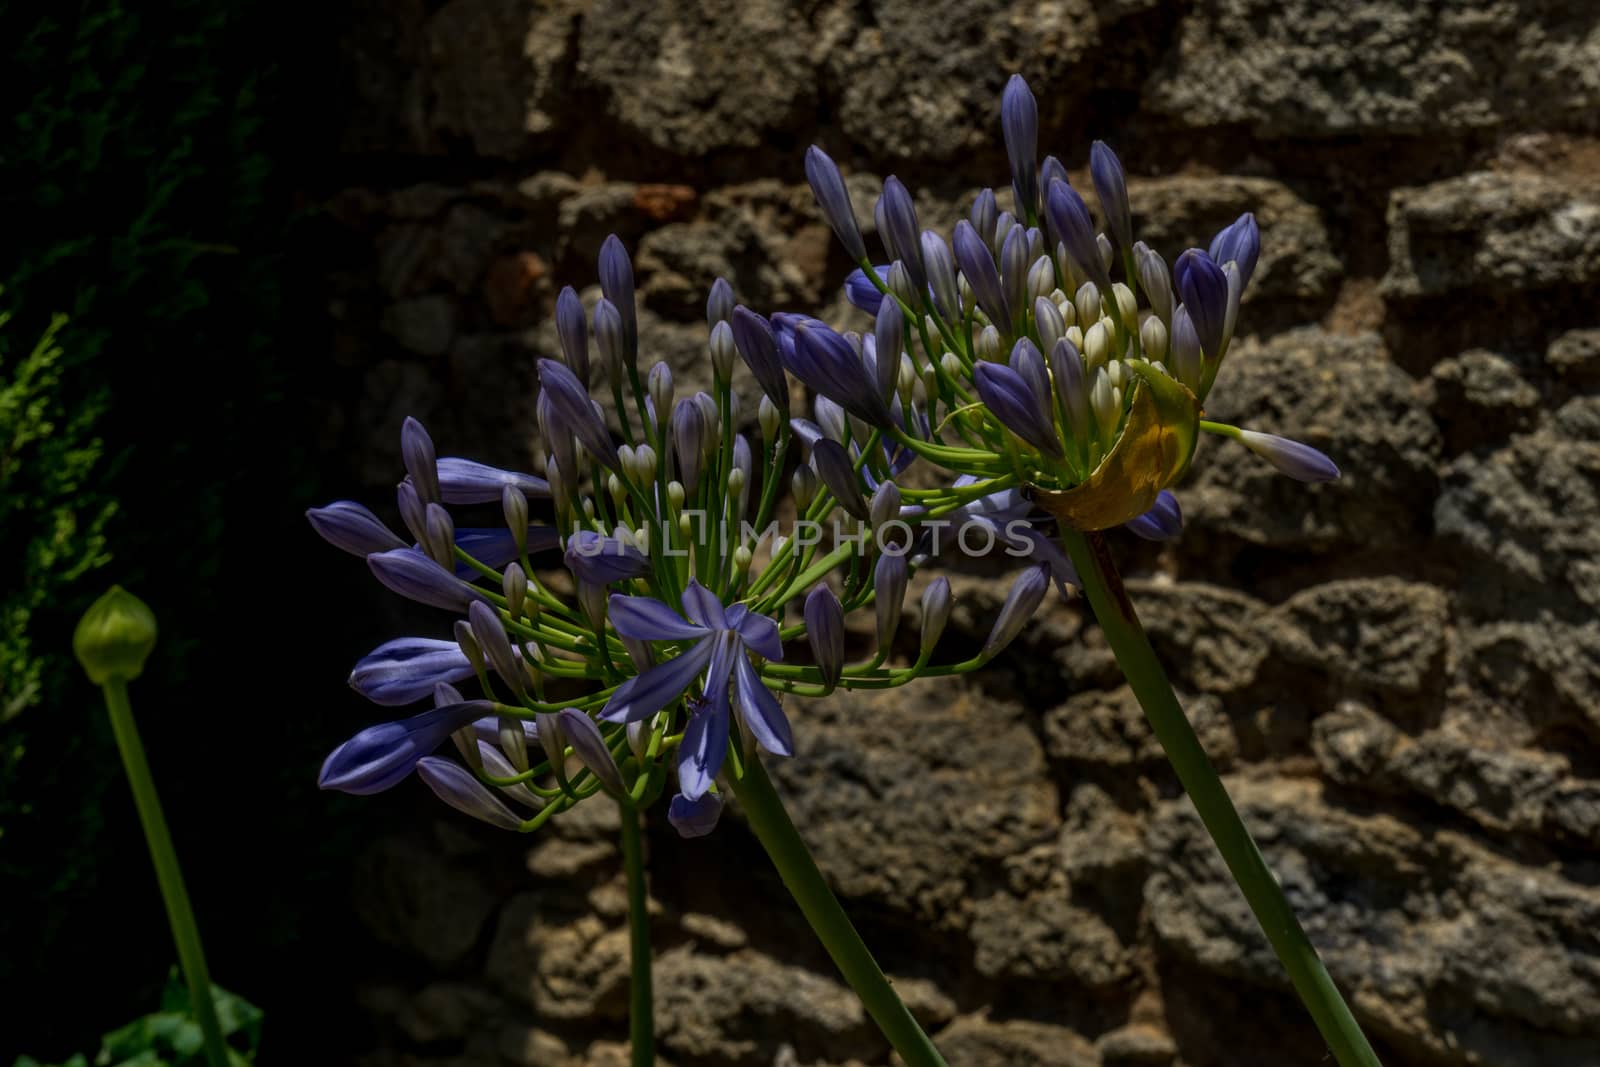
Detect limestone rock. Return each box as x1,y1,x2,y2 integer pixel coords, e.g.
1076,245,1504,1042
929,1014,1099,1067
1148,0,1600,137
1383,171,1600,299
1185,329,1441,550
1270,578,1451,695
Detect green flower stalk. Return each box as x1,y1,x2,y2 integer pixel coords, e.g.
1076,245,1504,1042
794,74,1375,1067
74,587,232,1067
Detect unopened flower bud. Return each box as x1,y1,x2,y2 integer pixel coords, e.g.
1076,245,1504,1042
710,320,736,382
635,443,658,484
759,394,781,442
648,361,674,419
734,545,753,572
502,485,529,553
668,481,686,509
1238,430,1341,483
869,480,900,529
594,298,626,385
728,466,747,497
792,463,819,511
469,601,526,700
503,562,527,621
976,324,1002,362
940,351,965,381
1113,283,1138,334
918,576,952,661
1097,233,1115,275
1027,256,1056,307
1140,315,1169,364
401,417,441,506
424,503,456,570
1084,321,1111,371
1074,283,1102,333
707,277,735,327
804,585,845,691
1034,296,1065,354
453,619,485,674
873,551,908,654
981,564,1049,661
500,717,530,772
73,586,158,684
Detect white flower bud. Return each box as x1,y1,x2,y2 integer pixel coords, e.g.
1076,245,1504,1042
758,394,781,443
1084,321,1111,371
709,320,736,381
1113,283,1138,334
1140,315,1169,364
1034,296,1065,355
976,325,1002,362
1074,282,1101,332
667,481,686,509
940,351,965,381
1026,255,1056,306
733,545,753,572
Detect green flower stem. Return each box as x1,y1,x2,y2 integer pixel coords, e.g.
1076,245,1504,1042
618,803,655,1067
1057,529,1382,1067
729,759,948,1067
101,678,230,1067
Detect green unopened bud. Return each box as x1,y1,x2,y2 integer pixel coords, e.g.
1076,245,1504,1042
73,586,158,684
454,620,487,674
1074,282,1101,331
733,545,753,572
1084,321,1111,371
759,395,781,443
940,351,964,381
976,325,1002,362
728,467,747,496
1140,315,1169,363
500,717,530,772
667,481,686,509
1113,283,1138,334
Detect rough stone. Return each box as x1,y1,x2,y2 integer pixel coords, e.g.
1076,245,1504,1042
821,0,1098,162
577,0,817,156
1148,0,1600,137
352,833,499,968
770,682,1059,925
1383,171,1600,298
1184,328,1441,550
1094,1023,1178,1066
1428,349,1543,451
1147,777,1600,1064
1270,578,1451,695
654,946,876,1064
1546,327,1600,383
929,1014,1099,1067
485,894,630,1020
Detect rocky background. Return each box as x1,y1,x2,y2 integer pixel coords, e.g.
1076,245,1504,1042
314,2,1600,1065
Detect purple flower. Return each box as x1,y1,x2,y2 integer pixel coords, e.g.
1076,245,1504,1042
564,530,651,585
804,585,845,690
874,552,908,652
730,306,791,410
706,277,735,327
1135,243,1174,323
557,707,625,794
319,699,493,795
953,219,1010,330
307,501,406,557
921,231,962,320
1173,249,1229,359
1208,213,1260,289
598,235,637,366
844,266,891,315
875,177,926,293
555,285,590,385
973,361,1063,459
874,299,903,404
349,637,477,707
401,417,441,505
1124,490,1183,541
416,757,524,830
970,188,1000,246
368,548,485,612
600,581,790,799
811,438,870,520
1045,179,1113,295
981,563,1050,660
1239,430,1340,483
667,791,724,838
805,145,869,263
920,576,952,660
436,458,551,505
1089,141,1132,252
1001,74,1040,218
778,317,893,428
537,357,620,471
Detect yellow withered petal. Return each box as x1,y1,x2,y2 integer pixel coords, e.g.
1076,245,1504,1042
1029,363,1200,530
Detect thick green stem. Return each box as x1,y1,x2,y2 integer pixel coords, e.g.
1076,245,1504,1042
102,679,230,1067
618,804,654,1067
1058,530,1382,1067
729,760,948,1067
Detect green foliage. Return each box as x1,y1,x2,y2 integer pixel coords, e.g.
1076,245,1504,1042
0,0,284,1040
13,971,262,1067
0,303,114,719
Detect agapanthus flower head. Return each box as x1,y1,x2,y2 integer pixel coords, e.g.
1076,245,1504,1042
790,73,1338,539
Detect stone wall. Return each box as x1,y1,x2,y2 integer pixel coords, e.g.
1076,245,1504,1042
320,2,1600,1064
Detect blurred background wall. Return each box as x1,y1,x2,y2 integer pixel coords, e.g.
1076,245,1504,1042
5,1,1600,1064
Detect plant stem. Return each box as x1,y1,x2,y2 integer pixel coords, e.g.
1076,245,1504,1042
618,803,654,1067
1057,529,1382,1067
101,678,230,1067
729,760,948,1067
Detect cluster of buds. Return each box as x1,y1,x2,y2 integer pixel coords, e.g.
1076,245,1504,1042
308,237,1061,837
802,75,1337,534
